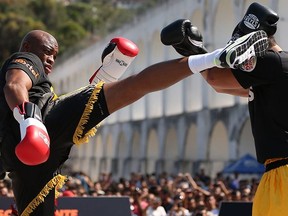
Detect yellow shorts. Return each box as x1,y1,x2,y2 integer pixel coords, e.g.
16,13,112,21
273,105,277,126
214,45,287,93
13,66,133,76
253,160,288,216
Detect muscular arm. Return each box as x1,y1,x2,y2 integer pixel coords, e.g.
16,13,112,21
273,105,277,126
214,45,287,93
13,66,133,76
4,69,32,110
201,67,249,97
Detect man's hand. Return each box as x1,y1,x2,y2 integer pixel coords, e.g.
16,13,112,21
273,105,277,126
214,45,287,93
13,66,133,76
161,19,207,56
230,2,279,42
89,37,139,84
13,101,50,165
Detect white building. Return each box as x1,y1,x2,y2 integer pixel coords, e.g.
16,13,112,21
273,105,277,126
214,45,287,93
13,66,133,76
50,0,288,181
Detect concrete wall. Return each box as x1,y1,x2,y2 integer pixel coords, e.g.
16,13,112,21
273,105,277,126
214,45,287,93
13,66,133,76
50,0,288,180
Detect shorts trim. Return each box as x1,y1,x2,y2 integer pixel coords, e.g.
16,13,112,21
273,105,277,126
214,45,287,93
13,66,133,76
265,158,288,172
50,86,58,100
72,81,104,145
21,174,67,216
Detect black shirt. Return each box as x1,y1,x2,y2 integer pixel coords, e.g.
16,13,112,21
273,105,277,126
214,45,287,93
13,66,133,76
232,50,288,163
0,52,52,142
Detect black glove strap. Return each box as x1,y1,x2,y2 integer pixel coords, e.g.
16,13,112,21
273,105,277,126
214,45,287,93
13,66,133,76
17,101,42,122
265,158,288,172
101,42,117,62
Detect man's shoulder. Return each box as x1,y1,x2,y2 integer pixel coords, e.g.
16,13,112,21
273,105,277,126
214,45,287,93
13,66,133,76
2,52,43,73
9,52,42,64
0,52,48,88
266,49,288,57
4,52,45,78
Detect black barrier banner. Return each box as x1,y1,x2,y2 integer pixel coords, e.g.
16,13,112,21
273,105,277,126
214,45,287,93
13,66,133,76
219,201,252,216
0,197,14,216
0,197,131,216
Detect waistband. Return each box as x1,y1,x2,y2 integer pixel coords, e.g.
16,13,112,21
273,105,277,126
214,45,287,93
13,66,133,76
265,158,288,172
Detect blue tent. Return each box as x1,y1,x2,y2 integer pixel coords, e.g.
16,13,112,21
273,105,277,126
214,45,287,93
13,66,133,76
222,154,265,174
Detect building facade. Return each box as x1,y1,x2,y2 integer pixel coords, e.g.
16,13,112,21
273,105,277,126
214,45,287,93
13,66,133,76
50,0,288,181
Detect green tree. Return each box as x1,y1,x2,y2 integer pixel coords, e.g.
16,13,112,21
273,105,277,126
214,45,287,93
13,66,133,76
0,0,161,65
0,12,45,62
57,21,88,54
66,2,98,34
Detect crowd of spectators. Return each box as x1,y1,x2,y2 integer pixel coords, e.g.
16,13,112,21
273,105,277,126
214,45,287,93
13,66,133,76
0,169,261,216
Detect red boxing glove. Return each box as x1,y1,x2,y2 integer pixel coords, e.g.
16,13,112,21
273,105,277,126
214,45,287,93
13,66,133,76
13,101,50,165
89,37,139,84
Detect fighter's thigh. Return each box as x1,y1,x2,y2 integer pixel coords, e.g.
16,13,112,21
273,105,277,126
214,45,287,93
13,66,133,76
44,84,109,146
44,90,88,143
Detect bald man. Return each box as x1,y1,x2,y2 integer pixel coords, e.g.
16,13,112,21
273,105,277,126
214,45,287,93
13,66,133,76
0,29,266,215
